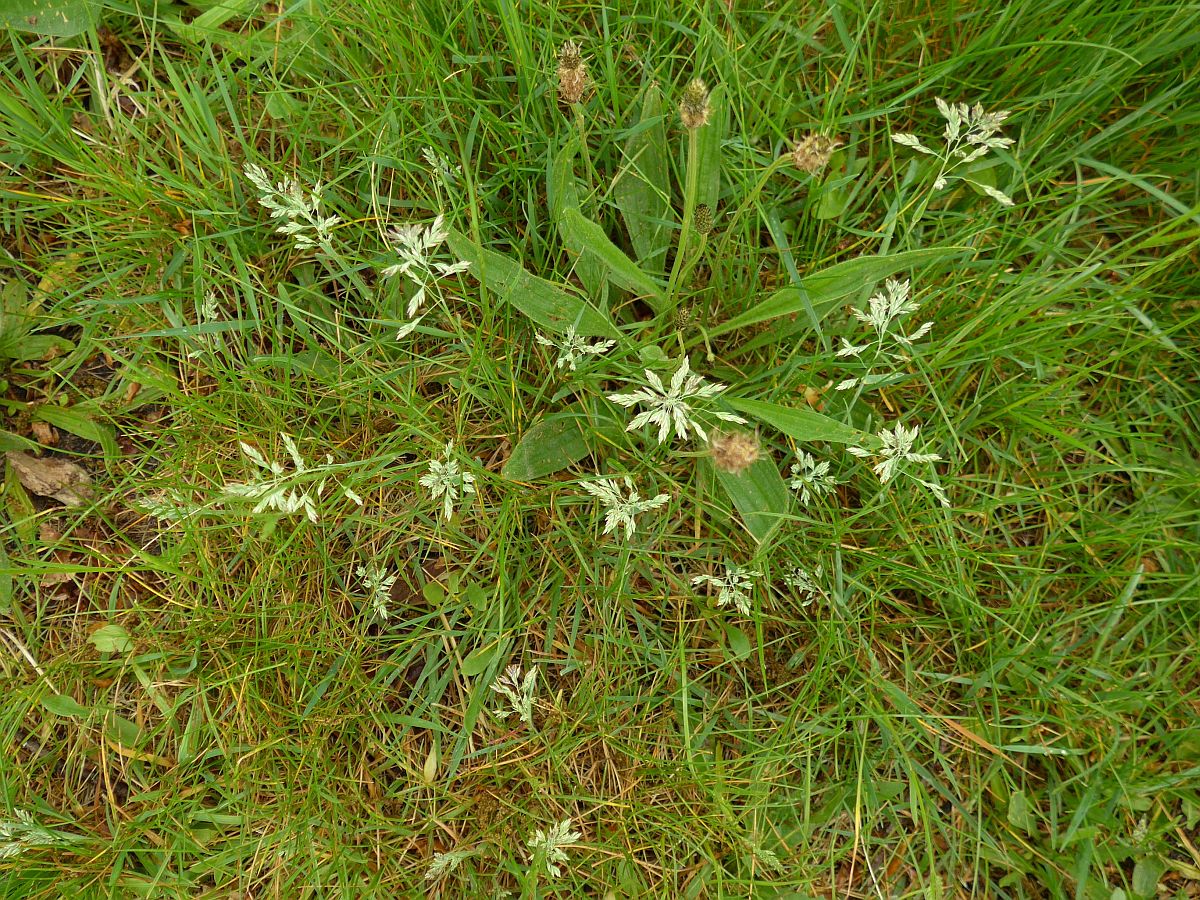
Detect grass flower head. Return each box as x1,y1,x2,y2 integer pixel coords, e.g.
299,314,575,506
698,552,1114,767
608,356,746,444
579,476,669,540
692,564,760,616
535,326,616,371
848,423,949,506
382,214,471,316
243,162,340,251
490,664,538,727
419,441,476,521
526,819,581,879
789,451,837,506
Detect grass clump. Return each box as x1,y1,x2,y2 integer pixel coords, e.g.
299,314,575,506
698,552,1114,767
2,1,1199,897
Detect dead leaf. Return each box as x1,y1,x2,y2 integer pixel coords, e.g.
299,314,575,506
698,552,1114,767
31,421,58,445
5,451,93,507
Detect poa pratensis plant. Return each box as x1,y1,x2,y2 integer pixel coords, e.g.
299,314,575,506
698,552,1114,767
490,664,539,727
526,819,582,879
243,163,340,252
891,98,1015,206
579,476,669,540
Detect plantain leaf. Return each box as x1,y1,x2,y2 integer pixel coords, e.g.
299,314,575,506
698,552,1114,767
503,413,592,482
559,208,666,312
711,247,968,339
548,137,607,302
0,0,97,36
34,403,118,457
446,229,619,338
695,83,727,213
614,85,671,275
726,397,875,447
713,456,790,544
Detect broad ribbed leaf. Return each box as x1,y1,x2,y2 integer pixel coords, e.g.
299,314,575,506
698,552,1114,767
446,229,619,338
727,398,874,447
713,457,790,544
502,413,592,481
560,208,665,311
713,247,967,338
614,86,671,275
548,137,607,301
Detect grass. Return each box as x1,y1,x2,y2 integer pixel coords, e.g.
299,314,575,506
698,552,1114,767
2,0,1199,896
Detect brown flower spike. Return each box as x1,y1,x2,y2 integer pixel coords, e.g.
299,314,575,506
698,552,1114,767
556,40,588,105
790,133,842,175
679,78,711,129
709,430,760,475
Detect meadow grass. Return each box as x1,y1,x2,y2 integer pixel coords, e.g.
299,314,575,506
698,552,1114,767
2,0,1199,897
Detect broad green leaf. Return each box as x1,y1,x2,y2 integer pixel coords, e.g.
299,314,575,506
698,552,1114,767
560,208,666,311
713,457,790,544
33,404,118,458
720,622,753,660
1131,856,1166,898
1006,789,1035,834
42,693,90,718
503,413,590,482
815,182,851,220
711,247,968,338
548,137,607,302
614,85,671,275
446,229,619,338
0,429,38,452
461,645,499,678
727,397,873,447
90,624,133,655
695,84,727,212
104,712,143,749
0,0,97,36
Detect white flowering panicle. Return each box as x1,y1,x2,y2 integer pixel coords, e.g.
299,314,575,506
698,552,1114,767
221,434,363,524
526,819,581,879
136,488,205,523
420,441,476,521
381,214,471,316
579,476,669,540
243,163,341,251
490,664,538,727
782,564,824,607
835,279,933,393
536,326,616,371
356,564,396,621
608,356,746,444
891,98,1015,205
0,810,75,859
848,423,949,507
424,848,472,881
788,451,838,506
692,565,760,616
421,146,461,185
